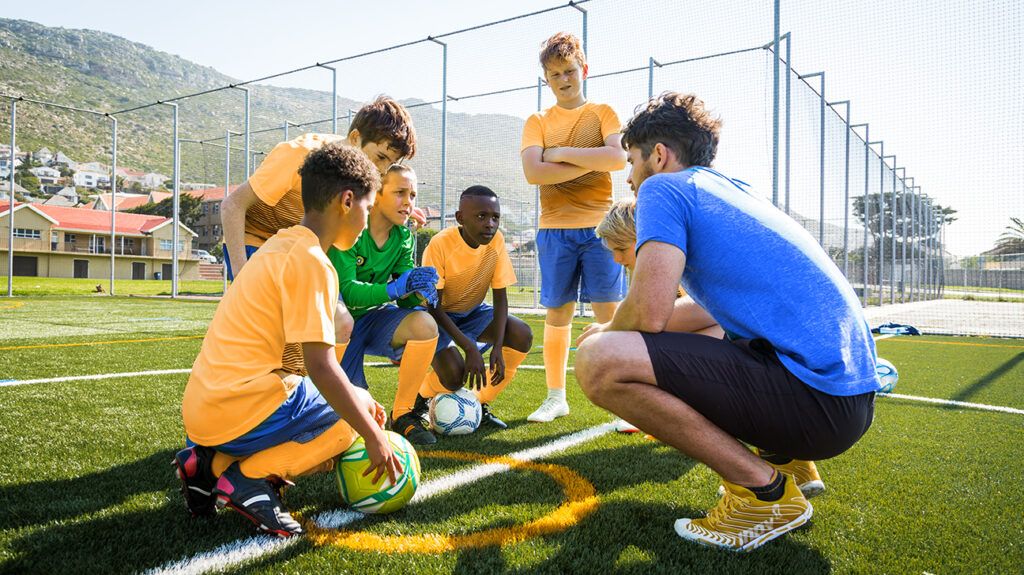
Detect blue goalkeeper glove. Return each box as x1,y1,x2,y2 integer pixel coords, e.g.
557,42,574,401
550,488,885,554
386,267,438,301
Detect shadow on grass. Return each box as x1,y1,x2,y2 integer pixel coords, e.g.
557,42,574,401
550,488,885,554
451,500,830,575
949,351,1024,404
0,448,293,575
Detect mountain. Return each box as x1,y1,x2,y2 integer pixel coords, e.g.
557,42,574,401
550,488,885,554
0,18,533,226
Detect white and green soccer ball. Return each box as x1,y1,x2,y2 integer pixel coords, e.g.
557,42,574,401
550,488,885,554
875,357,899,393
429,388,482,436
335,430,420,514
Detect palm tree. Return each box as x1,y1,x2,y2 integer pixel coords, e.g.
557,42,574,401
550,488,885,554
986,217,1024,255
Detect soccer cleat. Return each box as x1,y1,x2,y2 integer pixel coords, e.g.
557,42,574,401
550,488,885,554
754,449,825,499
171,445,217,517
391,412,437,445
613,419,641,433
479,403,508,429
527,397,570,423
676,475,812,552
410,394,431,423
212,462,303,538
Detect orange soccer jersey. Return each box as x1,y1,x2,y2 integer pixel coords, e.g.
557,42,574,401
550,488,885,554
182,225,338,446
244,133,347,247
520,102,622,229
421,226,517,313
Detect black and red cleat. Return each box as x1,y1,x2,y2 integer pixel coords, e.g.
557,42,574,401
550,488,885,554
171,445,217,517
212,462,303,538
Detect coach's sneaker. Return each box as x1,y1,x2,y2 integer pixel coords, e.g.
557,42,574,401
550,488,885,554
391,412,437,445
171,445,217,517
676,475,812,552
527,397,570,423
212,462,303,538
765,459,824,499
479,404,508,429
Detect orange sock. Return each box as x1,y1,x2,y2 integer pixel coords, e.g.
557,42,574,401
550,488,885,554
392,336,439,419
543,323,571,391
477,347,528,404
418,368,449,399
238,418,357,480
334,341,349,364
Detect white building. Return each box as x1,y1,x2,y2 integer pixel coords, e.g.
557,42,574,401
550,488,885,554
73,171,110,189
29,166,61,185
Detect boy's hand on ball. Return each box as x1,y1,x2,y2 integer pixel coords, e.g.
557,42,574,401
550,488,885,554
464,347,487,390
363,428,404,484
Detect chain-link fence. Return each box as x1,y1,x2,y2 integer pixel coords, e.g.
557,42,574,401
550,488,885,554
2,0,1021,336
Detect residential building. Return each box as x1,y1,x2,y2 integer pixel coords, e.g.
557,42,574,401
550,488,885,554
33,147,53,165
53,151,78,170
73,171,110,189
189,185,237,252
29,166,61,185
0,202,200,280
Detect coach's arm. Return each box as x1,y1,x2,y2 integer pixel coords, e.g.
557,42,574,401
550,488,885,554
221,181,260,277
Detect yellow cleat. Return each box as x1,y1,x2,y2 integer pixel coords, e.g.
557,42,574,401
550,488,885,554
677,475,812,552
755,449,826,499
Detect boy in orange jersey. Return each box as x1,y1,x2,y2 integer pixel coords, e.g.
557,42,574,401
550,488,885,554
418,186,534,430
520,32,628,422
172,143,403,538
221,95,419,281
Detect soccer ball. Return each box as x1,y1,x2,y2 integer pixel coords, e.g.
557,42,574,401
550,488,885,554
335,430,420,514
875,357,899,393
429,388,482,436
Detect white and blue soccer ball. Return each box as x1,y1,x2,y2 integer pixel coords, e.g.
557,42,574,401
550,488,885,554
429,388,482,435
875,357,899,393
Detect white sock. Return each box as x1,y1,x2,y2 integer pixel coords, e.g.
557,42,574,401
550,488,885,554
547,387,566,402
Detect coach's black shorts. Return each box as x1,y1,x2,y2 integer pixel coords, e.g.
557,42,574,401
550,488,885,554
641,332,874,461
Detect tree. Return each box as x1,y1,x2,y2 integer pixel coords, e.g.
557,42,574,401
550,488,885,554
14,170,40,193
851,192,957,261
985,217,1024,255
125,194,203,229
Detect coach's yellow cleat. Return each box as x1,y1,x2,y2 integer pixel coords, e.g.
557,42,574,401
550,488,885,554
769,459,825,499
676,474,812,552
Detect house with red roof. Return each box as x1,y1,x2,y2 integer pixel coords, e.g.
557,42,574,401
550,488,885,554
0,202,200,281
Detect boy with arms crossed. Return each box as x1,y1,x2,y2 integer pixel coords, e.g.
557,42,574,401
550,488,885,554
329,165,441,445
520,32,628,422
173,144,402,538
419,186,534,430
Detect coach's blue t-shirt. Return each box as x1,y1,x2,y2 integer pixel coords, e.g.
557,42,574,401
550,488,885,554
635,166,879,396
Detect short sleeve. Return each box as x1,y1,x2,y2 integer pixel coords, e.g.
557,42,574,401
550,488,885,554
520,114,545,152
248,139,306,206
635,173,693,257
597,105,622,140
490,233,517,289
421,235,446,289
280,245,337,346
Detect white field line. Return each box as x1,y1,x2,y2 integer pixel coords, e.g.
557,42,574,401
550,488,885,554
874,334,896,341
142,422,615,575
5,368,1024,418
879,392,1024,415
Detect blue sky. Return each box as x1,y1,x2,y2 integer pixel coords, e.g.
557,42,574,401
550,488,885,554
4,0,1019,256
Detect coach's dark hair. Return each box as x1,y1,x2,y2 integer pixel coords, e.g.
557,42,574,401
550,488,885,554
460,185,497,199
349,95,417,160
621,92,722,168
299,142,380,212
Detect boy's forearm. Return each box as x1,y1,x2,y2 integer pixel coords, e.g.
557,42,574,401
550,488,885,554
551,145,627,172
491,289,509,349
524,159,591,186
339,280,391,309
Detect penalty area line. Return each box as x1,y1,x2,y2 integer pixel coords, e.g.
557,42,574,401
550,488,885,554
142,422,616,575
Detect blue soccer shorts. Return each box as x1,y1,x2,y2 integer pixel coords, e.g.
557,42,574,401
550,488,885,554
435,303,495,355
537,227,626,308
340,305,423,388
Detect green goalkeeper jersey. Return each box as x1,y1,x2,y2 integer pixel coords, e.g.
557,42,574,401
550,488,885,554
328,224,418,319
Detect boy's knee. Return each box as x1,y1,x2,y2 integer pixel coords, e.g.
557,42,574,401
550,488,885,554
434,353,466,391
575,335,612,402
407,311,438,340
508,319,534,351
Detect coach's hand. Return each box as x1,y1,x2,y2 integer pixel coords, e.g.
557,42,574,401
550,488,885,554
464,346,488,391
363,427,404,485
576,322,608,347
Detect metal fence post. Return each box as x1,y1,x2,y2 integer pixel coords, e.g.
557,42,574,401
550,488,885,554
799,72,825,246
533,77,543,309
317,64,338,134
883,155,896,304
572,2,588,99
161,102,180,298
772,0,780,208
428,38,448,231
223,129,233,294
902,175,913,302
851,124,869,306
830,100,851,277
6,98,14,297
109,117,117,295
647,57,662,99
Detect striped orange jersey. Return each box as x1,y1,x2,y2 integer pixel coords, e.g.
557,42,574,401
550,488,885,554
520,102,621,229
422,226,517,313
245,133,347,247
